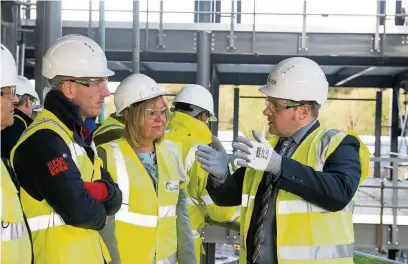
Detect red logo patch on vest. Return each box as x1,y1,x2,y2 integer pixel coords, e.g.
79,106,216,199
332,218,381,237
47,157,69,176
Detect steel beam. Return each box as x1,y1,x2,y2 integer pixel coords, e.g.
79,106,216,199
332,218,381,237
132,0,140,73
334,67,377,86
22,67,395,88
34,0,62,103
374,89,382,178
196,31,211,89
211,64,219,136
233,87,240,141
20,23,408,66
1,2,18,60
389,87,400,181
98,0,106,122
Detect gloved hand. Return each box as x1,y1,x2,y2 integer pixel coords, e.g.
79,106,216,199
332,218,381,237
232,130,282,175
196,136,234,181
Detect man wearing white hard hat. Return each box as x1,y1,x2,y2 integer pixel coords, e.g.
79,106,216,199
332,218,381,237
196,57,370,264
0,44,33,264
165,84,240,263
1,76,39,159
10,34,122,264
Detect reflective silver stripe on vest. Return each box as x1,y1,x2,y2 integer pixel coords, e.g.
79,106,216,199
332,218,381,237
163,140,187,183
184,144,200,173
316,129,340,171
157,251,178,264
187,197,199,205
116,206,158,228
279,243,354,260
159,205,176,217
230,211,241,221
241,194,255,207
1,222,27,241
277,200,354,215
201,194,214,205
192,229,201,238
27,213,65,232
110,142,175,227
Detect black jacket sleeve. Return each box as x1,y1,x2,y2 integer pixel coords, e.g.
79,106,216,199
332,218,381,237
97,168,122,216
1,117,27,160
13,129,107,230
206,167,246,207
276,135,361,212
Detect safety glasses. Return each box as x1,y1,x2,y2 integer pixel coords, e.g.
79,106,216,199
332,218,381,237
145,107,168,119
1,85,17,100
265,99,303,112
60,78,108,89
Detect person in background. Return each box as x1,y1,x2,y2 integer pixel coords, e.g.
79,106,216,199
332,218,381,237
1,75,39,159
97,73,196,264
93,112,124,147
1,43,33,264
196,57,370,264
165,84,240,263
11,34,122,264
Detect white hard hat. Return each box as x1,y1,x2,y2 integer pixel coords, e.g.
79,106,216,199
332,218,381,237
114,73,167,115
259,57,328,105
1,44,18,87
172,84,217,121
42,34,114,79
16,76,39,101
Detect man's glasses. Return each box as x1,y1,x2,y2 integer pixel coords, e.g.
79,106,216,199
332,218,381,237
1,85,16,100
60,78,108,89
265,99,302,112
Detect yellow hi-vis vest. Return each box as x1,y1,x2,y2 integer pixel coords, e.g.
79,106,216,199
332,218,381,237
165,112,239,263
93,115,124,140
1,160,32,264
98,137,188,264
239,127,370,264
10,109,111,264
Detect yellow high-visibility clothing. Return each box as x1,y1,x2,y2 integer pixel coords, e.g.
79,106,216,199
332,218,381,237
239,127,370,264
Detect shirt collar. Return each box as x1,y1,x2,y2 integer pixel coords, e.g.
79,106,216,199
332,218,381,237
290,119,318,144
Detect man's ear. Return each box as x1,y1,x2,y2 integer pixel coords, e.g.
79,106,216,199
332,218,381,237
24,97,31,108
59,81,75,100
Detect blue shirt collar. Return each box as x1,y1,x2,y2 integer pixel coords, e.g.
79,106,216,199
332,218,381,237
290,119,318,144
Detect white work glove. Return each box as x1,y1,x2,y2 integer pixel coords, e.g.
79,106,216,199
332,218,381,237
232,130,282,175
196,136,235,182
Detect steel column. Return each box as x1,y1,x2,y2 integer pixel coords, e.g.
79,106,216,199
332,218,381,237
34,0,62,103
98,0,105,122
201,243,216,264
18,42,25,75
211,64,219,136
374,89,382,178
389,87,400,180
233,87,240,141
1,2,18,60
132,0,140,73
88,0,93,38
196,31,211,90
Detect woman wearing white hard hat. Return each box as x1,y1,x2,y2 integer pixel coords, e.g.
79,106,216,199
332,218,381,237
0,44,32,264
97,73,196,264
1,76,39,159
197,57,370,264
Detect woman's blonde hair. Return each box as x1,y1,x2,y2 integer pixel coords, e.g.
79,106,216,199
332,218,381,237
122,96,169,148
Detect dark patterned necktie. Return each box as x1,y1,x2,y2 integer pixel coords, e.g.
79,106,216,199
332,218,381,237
251,137,294,263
